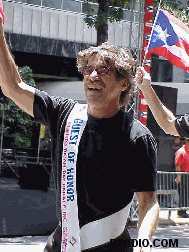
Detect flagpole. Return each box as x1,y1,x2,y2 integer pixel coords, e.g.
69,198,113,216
142,1,161,66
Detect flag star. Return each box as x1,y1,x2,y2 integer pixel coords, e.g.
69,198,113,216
162,28,171,41
154,24,171,45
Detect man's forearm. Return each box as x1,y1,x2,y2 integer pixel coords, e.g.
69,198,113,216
0,15,35,116
141,83,178,136
136,67,179,136
0,25,22,98
137,201,159,240
175,165,181,172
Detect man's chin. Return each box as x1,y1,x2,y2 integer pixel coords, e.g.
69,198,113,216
86,96,104,106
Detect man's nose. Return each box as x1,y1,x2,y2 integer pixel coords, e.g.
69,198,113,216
89,70,99,80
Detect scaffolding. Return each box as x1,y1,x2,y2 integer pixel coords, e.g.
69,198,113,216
127,0,144,119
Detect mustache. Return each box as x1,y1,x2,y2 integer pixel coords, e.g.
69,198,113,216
85,80,105,89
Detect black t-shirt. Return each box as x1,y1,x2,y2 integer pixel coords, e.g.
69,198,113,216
33,89,157,228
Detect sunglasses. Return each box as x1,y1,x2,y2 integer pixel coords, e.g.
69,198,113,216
83,67,111,76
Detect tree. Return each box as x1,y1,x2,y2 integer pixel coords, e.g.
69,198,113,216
0,66,35,148
84,0,132,45
84,0,189,45
157,0,189,27
96,0,109,45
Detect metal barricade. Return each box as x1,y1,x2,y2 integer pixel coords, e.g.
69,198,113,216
157,171,189,210
129,171,189,221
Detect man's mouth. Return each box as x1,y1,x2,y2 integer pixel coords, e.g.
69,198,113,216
88,86,103,91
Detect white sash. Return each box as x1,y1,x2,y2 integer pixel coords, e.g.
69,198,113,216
61,103,133,251
61,103,88,252
80,202,132,250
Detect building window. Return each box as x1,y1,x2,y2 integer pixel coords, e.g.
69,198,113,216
151,54,173,82
184,71,189,83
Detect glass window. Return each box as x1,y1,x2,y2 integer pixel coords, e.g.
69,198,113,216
63,0,81,12
27,0,41,5
42,0,62,9
184,71,189,83
151,54,173,82
19,0,28,3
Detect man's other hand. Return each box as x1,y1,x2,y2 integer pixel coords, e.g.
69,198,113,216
175,174,181,184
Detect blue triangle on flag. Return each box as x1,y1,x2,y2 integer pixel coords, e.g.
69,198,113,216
148,10,179,50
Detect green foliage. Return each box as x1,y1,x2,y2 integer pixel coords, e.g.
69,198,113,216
154,0,189,27
109,0,129,9
108,7,124,23
161,0,182,9
83,0,131,9
18,65,36,86
0,66,36,148
0,101,32,148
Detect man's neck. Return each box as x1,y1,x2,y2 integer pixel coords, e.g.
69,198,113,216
87,104,121,118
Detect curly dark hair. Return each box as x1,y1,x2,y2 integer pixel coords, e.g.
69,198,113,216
77,42,137,107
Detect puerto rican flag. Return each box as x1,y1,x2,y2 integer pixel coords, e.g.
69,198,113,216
146,8,189,73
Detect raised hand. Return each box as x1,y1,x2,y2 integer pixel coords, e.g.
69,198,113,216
0,0,4,25
135,66,151,92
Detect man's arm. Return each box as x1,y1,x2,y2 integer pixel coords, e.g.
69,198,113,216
175,165,181,184
0,7,35,117
135,191,159,251
136,67,179,136
175,150,182,184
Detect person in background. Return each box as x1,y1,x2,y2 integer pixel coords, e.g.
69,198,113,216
171,136,182,172
175,139,189,218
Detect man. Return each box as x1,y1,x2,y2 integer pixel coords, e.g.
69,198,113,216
175,139,189,218
0,6,159,251
136,67,189,138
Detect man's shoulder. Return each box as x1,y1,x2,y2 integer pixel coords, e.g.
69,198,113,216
33,88,77,125
123,112,155,142
34,88,77,109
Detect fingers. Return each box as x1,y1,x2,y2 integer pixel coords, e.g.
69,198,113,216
175,178,180,184
135,67,145,87
138,66,151,80
135,66,151,89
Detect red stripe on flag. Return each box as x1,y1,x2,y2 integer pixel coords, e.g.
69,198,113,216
181,38,189,56
149,46,189,72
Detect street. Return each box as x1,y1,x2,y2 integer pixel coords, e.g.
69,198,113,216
128,225,189,251
0,225,188,251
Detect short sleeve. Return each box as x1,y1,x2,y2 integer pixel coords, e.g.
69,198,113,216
175,149,183,166
132,134,157,192
33,88,75,126
175,114,189,138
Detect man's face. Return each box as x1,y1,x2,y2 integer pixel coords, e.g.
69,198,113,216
83,53,127,109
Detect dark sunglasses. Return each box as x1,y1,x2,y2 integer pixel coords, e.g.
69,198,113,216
83,67,111,76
